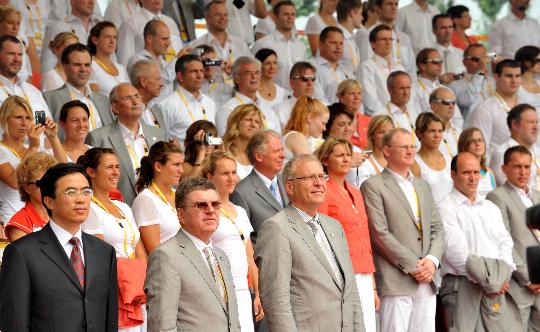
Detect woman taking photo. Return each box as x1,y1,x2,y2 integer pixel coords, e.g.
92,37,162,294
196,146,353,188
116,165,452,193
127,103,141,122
4,152,56,242
132,141,183,254
222,104,265,180
254,48,287,109
203,151,263,332
41,32,78,91
411,112,453,204
305,0,338,56
88,21,129,95
59,100,91,162
182,120,220,179
337,79,370,150
458,127,496,197
316,137,379,332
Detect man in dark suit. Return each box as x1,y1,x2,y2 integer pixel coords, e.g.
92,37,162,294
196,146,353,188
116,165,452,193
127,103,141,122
87,83,166,205
0,163,118,332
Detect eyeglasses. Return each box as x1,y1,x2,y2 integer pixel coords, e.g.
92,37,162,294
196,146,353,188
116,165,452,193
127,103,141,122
288,174,330,182
63,188,94,199
424,59,443,65
389,145,416,151
465,56,482,63
292,76,316,82
469,138,484,144
189,201,222,211
434,99,456,106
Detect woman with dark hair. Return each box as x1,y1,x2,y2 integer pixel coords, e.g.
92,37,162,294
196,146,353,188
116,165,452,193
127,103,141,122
516,45,540,109
132,141,183,253
254,48,287,109
182,120,220,178
458,127,496,197
59,100,92,162
87,21,129,95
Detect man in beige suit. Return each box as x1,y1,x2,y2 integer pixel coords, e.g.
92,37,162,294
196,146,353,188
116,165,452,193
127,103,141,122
487,145,540,331
255,154,365,332
360,128,444,332
145,177,241,332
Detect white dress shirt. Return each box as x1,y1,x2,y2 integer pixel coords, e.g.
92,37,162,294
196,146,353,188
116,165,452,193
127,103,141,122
254,16,275,36
117,7,182,66
439,125,461,159
182,228,214,269
433,44,465,75
414,77,464,129
190,31,251,65
14,0,49,55
305,14,329,37
489,138,540,188
156,85,217,144
127,49,176,100
41,68,65,92
223,0,257,45
274,95,296,128
510,183,534,209
251,30,306,88
103,0,141,29
217,91,281,136
439,188,515,279
313,56,353,104
359,55,405,115
89,61,130,96
449,73,495,121
383,102,418,140
396,1,439,54
49,219,85,264
201,77,235,107
0,74,51,121
65,83,102,131
254,168,284,208
489,11,540,59
337,24,361,75
119,121,148,173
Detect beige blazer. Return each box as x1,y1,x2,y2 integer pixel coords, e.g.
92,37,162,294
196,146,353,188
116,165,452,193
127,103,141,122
255,205,365,332
360,168,444,296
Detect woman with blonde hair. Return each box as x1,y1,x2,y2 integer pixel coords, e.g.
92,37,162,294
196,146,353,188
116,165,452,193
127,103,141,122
203,151,263,332
458,127,496,197
337,79,371,150
305,0,338,56
223,104,265,179
41,31,78,91
283,96,329,163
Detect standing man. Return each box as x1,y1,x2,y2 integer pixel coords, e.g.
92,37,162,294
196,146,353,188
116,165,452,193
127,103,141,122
360,128,444,332
129,60,167,129
488,146,540,331
256,154,365,331
0,163,118,331
384,71,418,143
397,0,439,54
145,177,241,331
336,0,363,75
432,14,465,75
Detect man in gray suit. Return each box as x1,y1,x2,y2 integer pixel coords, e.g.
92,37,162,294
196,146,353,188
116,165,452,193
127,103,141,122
230,129,288,244
44,43,112,131
487,145,540,331
360,128,444,332
87,83,165,205
129,60,167,129
145,177,241,332
163,0,205,42
256,154,365,332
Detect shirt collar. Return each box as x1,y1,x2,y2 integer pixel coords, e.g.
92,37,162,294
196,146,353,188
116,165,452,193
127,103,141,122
508,10,528,22
387,102,407,114
140,7,161,20
419,76,439,88
291,203,319,222
386,167,414,184
119,121,144,140
254,168,277,188
66,82,91,99
450,187,482,206
64,13,100,25
373,54,393,68
49,219,83,248
178,85,201,102
182,228,212,248
508,181,531,197
234,91,256,103
271,29,297,41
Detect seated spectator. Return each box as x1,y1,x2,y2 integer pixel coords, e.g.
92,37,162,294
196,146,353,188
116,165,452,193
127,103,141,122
182,120,220,179
222,104,265,180
87,21,130,96
336,79,370,149
129,60,166,129
429,87,461,158
59,100,92,162
283,96,329,162
447,5,478,50
432,14,465,75
515,45,540,110
41,32,78,92
458,127,496,197
316,137,379,332
305,0,338,56
203,151,264,332
4,152,57,242
254,48,287,110
411,112,453,204
132,141,183,254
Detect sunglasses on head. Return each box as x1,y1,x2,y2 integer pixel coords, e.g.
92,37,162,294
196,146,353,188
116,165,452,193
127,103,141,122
435,99,456,106
292,76,316,82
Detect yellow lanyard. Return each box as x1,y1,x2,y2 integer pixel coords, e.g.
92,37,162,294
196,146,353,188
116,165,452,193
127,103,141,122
0,142,22,159
176,89,207,122
94,57,118,77
417,78,430,96
0,81,29,102
372,56,391,72
393,31,402,64
228,49,233,64
69,90,96,129
151,182,176,213
235,95,268,128
368,156,381,174
412,189,422,234
220,208,247,246
91,197,136,258
493,92,511,112
125,139,148,169
348,43,358,68
26,2,43,33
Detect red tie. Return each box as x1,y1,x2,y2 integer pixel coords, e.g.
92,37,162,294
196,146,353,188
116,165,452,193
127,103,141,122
69,237,85,288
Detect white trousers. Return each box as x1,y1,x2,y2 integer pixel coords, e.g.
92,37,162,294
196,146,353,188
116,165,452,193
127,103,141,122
379,283,436,332
356,273,377,332
236,289,254,332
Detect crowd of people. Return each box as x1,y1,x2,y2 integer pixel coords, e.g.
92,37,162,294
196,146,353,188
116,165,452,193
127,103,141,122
0,0,539,331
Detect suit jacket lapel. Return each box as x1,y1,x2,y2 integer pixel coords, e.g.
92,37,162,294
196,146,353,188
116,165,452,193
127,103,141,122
39,224,84,293
318,215,345,291
142,123,159,147
504,183,527,213
412,178,430,242
249,172,283,211
152,107,166,130
214,249,234,308
90,93,112,125
381,170,417,225
108,122,136,187
81,233,97,292
531,189,540,206
175,231,228,312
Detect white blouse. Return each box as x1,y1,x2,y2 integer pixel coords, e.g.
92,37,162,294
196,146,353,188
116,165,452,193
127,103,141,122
0,145,23,223
41,68,65,92
89,61,130,96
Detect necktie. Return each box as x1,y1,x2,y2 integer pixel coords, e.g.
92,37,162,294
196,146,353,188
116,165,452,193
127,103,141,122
270,181,283,207
306,219,343,288
69,237,85,288
203,247,228,303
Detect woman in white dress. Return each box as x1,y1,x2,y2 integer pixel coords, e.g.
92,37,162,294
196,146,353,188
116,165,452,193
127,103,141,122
203,151,264,332
516,46,540,110
0,96,66,228
254,48,287,109
41,31,78,92
60,100,91,162
283,96,329,163
87,21,129,96
132,141,183,254
79,148,146,332
305,0,338,56
411,112,453,204
14,0,49,56
458,127,496,197
222,104,265,180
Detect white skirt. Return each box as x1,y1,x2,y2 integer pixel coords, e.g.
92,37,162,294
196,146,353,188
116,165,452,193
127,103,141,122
356,273,376,332
236,288,254,332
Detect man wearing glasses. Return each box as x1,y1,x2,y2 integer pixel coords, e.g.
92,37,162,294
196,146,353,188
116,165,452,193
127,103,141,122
256,154,365,331
145,177,240,331
360,128,444,332
0,163,118,331
429,87,461,158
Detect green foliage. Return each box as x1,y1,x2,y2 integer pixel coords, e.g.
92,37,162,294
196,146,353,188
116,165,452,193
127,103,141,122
474,0,505,22
293,0,318,17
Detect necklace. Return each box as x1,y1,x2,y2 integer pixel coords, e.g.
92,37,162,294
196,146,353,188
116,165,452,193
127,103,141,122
94,57,119,76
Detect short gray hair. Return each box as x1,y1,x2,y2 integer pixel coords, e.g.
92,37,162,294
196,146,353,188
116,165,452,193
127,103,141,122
129,60,156,88
283,154,321,181
382,128,412,147
232,56,261,76
175,177,217,208
247,129,280,165
109,82,133,104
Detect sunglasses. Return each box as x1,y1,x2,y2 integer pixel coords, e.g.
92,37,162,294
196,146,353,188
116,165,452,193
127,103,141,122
424,59,443,65
465,56,483,63
292,76,316,82
434,99,456,106
189,201,222,211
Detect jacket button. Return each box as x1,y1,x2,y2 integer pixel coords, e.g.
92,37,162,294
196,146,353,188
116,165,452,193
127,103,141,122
417,237,421,241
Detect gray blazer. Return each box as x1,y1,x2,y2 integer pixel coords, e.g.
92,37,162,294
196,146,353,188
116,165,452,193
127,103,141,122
146,104,167,134
255,205,365,332
360,168,445,296
145,230,241,332
162,0,205,42
43,84,113,126
230,170,288,244
87,120,165,205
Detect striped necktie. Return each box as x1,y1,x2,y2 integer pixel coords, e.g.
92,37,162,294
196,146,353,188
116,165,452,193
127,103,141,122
69,237,85,288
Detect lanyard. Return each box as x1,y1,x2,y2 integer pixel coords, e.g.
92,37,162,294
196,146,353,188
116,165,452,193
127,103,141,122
348,43,358,68
176,89,207,122
372,56,391,72
125,138,148,169
417,78,430,95
151,182,176,213
0,142,22,159
412,188,422,234
26,2,43,33
94,57,118,77
91,197,136,258
220,208,247,245
0,81,29,102
493,92,511,112
69,90,97,129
